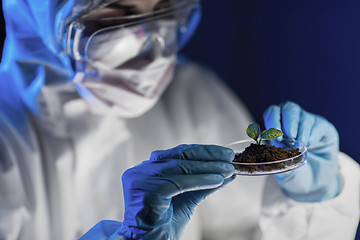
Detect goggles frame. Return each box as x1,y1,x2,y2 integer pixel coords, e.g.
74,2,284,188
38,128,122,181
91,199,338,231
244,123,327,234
66,0,200,61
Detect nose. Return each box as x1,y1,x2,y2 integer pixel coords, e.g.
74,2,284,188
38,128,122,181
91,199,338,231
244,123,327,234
135,0,167,14
118,30,166,69
151,33,166,59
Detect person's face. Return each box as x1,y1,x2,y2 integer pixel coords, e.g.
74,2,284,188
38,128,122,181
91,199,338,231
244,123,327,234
84,0,175,19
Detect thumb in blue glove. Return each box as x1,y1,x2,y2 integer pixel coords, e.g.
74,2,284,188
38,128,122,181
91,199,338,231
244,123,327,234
263,101,341,202
118,144,235,239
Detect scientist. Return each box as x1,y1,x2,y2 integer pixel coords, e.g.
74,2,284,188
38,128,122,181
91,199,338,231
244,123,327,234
0,0,359,239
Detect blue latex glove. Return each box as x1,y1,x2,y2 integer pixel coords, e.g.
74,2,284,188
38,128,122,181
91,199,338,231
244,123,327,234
81,144,235,240
263,101,341,202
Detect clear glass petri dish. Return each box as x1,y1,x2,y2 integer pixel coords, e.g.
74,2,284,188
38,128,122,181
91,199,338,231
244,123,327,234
227,139,307,176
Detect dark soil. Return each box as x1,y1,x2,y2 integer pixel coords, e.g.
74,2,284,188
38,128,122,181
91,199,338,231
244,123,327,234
233,144,301,173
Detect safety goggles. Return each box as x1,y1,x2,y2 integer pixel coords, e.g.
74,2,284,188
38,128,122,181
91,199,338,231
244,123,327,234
66,0,201,63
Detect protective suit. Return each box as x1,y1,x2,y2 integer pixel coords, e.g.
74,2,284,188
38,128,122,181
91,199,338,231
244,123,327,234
0,0,359,240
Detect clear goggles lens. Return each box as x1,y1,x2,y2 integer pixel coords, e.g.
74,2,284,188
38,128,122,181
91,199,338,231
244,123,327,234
66,0,200,67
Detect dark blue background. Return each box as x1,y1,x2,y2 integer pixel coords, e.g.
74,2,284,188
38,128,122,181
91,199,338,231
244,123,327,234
0,0,359,238
182,0,360,165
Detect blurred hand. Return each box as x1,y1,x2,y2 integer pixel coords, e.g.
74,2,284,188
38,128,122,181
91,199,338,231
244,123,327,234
119,144,235,239
263,101,341,202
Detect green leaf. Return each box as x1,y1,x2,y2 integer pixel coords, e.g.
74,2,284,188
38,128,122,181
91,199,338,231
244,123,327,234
246,122,261,141
261,128,284,140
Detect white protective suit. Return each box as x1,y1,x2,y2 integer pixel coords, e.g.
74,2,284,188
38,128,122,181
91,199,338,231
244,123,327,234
0,0,360,240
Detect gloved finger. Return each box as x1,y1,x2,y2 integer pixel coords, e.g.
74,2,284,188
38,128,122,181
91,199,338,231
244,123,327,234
137,174,226,199
309,116,339,147
150,144,235,162
140,159,235,179
181,174,237,203
279,101,302,139
171,174,237,224
218,173,236,187
122,174,225,229
263,105,282,131
297,110,316,146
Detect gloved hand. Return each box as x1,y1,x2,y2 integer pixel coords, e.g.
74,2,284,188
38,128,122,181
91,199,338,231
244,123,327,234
263,101,341,202
118,144,236,239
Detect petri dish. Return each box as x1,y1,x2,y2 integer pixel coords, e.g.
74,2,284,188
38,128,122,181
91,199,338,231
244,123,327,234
227,139,307,176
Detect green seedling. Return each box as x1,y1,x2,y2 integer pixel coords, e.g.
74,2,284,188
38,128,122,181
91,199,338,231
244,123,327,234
246,122,284,145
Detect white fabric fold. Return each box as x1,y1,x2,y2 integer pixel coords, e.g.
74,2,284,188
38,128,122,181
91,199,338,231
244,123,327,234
260,152,360,240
